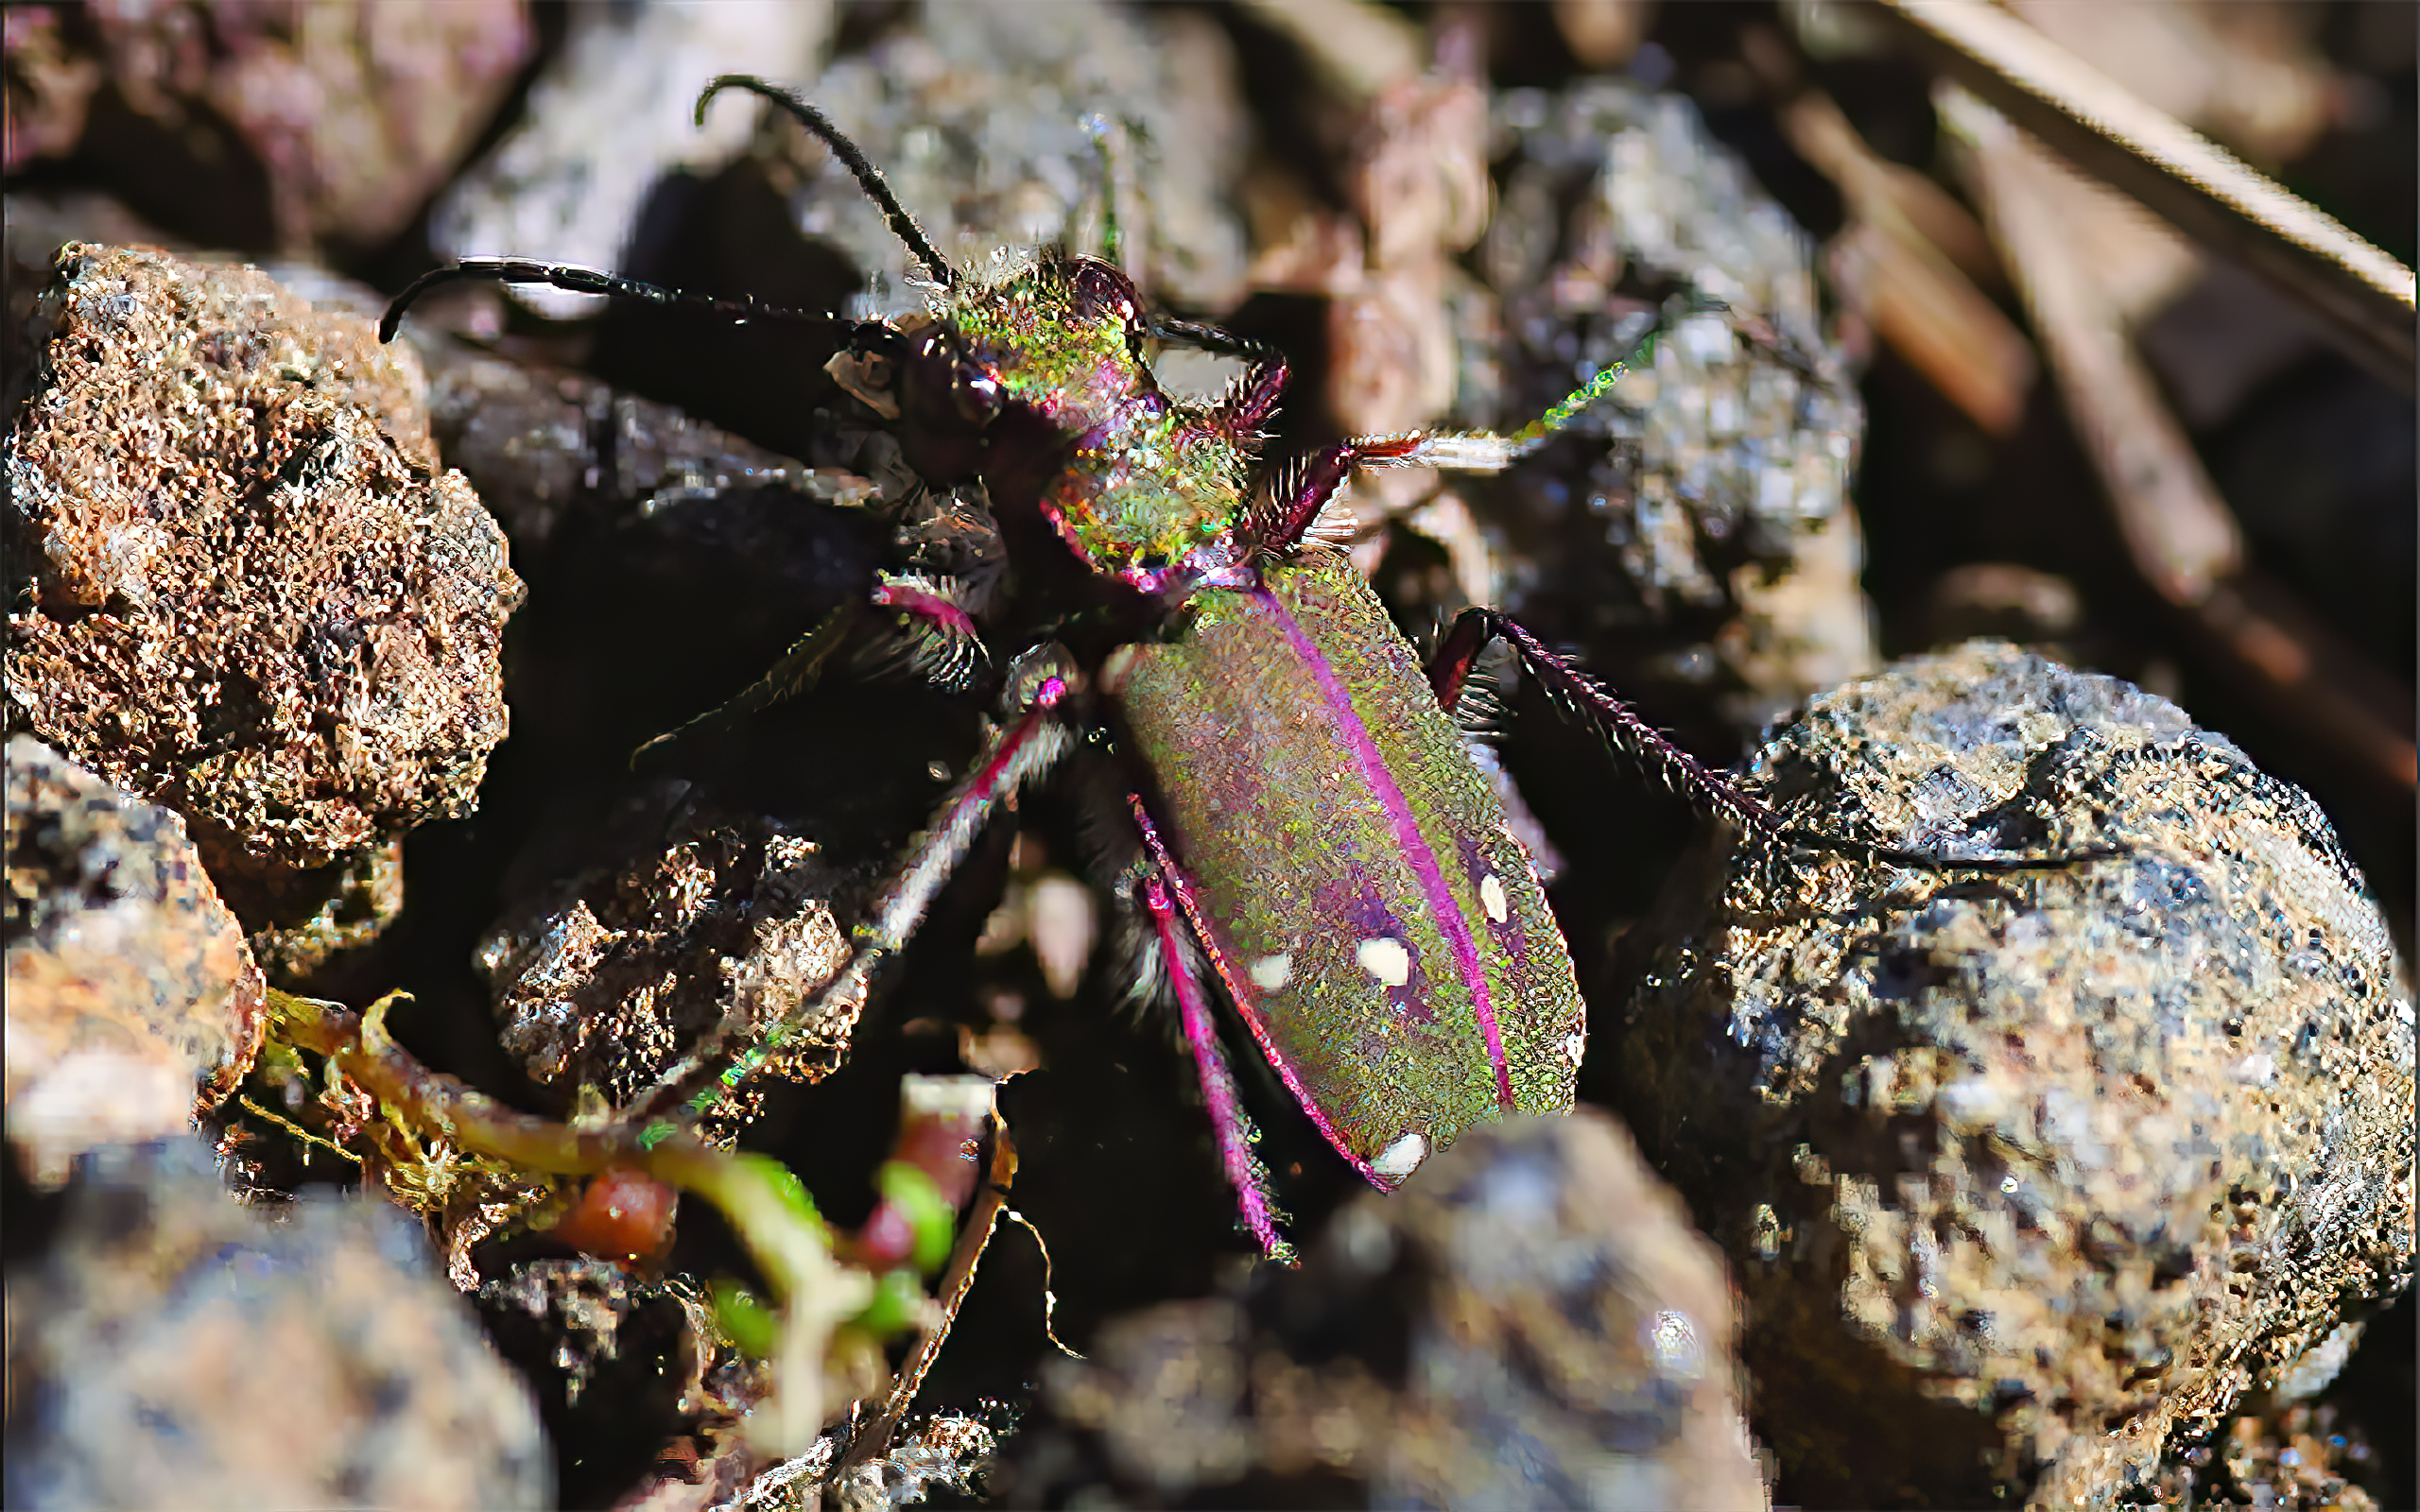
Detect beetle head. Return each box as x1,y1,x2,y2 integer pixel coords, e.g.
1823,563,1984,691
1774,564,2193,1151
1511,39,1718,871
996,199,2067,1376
827,315,1006,482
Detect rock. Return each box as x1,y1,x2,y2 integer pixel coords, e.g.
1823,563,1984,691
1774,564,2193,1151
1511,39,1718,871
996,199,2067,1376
475,1257,738,1511
1004,1111,1770,1509
2148,1398,2385,1511
11,1,530,253
432,0,835,322
423,347,901,557
475,782,860,1129
4,737,265,1184
2,1139,552,1509
1469,79,1876,735
1,6,103,174
6,244,523,934
788,0,1250,316
1607,642,2415,1506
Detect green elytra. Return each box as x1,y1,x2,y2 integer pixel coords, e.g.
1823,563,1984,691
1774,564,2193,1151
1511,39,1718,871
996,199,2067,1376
1113,556,1586,1185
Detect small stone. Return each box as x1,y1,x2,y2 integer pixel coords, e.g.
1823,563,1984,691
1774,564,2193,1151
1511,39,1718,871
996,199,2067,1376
5,737,265,1185
1375,1113,1770,1511
784,1,1250,317
2,1139,552,1509
432,0,834,321
1610,641,2415,1506
9,2,530,253
422,345,904,557
1008,1112,1769,1509
476,782,857,1129
6,244,523,932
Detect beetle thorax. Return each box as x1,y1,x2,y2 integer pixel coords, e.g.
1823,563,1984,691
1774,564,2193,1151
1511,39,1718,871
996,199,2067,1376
950,260,1253,593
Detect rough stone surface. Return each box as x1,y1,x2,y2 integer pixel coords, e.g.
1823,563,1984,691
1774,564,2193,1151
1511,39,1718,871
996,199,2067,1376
5,736,265,1183
4,1,530,252
790,0,1250,317
1607,642,2415,1507
6,244,523,923
424,347,904,556
476,781,858,1126
1006,1112,1771,1509
433,0,832,322
2,1139,553,1509
1470,79,1876,734
2145,1397,2384,1511
473,1256,756,1511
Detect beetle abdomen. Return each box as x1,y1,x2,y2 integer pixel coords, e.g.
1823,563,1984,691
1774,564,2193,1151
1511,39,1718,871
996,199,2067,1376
1114,554,1583,1185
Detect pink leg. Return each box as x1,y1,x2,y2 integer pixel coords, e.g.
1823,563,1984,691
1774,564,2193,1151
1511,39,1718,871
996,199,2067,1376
1140,872,1293,1264
871,575,977,639
1148,316,1288,439
1243,435,1423,556
1125,797,1295,1263
872,572,986,687
1220,356,1289,438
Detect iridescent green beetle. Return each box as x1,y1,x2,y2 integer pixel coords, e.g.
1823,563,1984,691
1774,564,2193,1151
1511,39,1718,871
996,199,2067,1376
384,75,2074,1257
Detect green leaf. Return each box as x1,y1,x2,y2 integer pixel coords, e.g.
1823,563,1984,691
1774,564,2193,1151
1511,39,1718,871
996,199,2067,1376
877,1160,957,1274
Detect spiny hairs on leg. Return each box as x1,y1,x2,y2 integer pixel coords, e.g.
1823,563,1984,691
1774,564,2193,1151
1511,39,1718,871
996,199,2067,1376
1128,806,1293,1264
1458,610,2119,873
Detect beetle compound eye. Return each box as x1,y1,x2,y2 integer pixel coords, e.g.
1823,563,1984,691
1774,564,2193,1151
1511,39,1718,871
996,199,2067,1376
954,365,1004,425
1065,256,1141,329
891,328,996,436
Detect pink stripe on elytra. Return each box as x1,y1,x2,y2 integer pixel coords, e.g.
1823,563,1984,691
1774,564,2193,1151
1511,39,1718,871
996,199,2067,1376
1258,588,1515,1109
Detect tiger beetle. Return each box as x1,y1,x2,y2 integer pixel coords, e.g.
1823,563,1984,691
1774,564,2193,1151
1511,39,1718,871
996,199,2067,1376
384,75,2094,1261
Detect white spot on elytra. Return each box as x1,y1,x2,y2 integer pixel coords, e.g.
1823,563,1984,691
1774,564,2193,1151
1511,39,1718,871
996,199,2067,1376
1373,1132,1428,1181
1564,1032,1586,1064
1249,953,1292,990
1478,872,1510,924
1357,936,1410,988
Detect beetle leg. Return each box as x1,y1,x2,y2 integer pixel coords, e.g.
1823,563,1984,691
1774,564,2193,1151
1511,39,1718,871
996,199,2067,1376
631,600,872,770
623,653,1081,1132
1125,796,1296,1264
1352,290,1739,475
1243,436,1426,557
1432,608,1802,842
632,572,989,770
867,572,989,690
1216,353,1290,440
1432,609,2115,872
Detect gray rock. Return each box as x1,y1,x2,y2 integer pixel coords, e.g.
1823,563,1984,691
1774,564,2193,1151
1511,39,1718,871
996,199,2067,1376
788,1,1250,316
1473,80,1876,732
4,1140,552,1510
1609,641,2415,1507
4,738,265,1183
433,1,835,320
1012,1111,1771,1509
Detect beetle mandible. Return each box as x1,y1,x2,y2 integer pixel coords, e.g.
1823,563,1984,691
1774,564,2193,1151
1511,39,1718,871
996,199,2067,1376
384,74,2082,1258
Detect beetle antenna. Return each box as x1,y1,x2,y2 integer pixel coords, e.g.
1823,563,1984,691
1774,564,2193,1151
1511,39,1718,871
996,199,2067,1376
377,258,848,344
698,75,960,290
